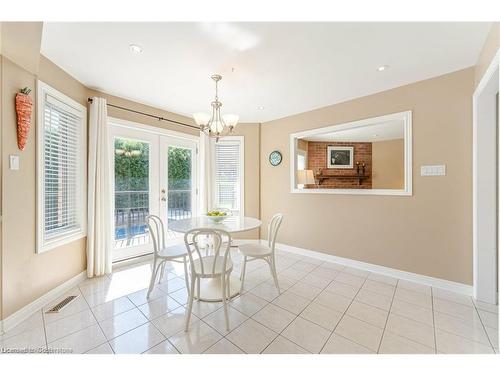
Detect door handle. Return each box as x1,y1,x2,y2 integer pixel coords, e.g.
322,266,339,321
161,197,167,201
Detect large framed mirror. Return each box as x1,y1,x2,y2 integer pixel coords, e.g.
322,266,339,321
290,111,412,195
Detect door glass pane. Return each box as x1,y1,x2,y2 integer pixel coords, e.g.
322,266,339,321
167,146,192,238
114,138,150,249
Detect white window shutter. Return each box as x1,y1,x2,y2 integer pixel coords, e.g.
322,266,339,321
214,142,241,211
38,81,86,252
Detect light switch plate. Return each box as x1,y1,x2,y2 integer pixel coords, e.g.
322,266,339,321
421,165,446,176
9,155,20,170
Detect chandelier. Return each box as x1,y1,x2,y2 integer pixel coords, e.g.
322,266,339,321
192,74,239,140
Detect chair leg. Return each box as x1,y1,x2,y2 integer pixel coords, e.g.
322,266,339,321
185,274,196,332
196,277,201,300
269,256,280,294
158,262,166,284
239,256,247,293
183,256,190,293
226,273,231,298
147,259,159,299
221,274,230,332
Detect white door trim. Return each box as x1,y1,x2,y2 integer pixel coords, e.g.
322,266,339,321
473,48,500,303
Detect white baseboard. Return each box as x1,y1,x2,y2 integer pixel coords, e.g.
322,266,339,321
0,271,88,335
271,241,473,296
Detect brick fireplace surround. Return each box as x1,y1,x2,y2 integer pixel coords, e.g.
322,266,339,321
306,141,372,189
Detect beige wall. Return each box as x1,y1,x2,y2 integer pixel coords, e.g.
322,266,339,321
87,89,200,138
475,22,500,87
1,22,43,75
261,68,474,284
372,139,404,189
1,56,88,318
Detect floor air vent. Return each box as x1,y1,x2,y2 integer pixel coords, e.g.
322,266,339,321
46,295,79,313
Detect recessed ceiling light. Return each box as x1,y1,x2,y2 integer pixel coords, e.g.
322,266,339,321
377,65,389,72
129,44,143,54
373,134,379,137
257,106,265,110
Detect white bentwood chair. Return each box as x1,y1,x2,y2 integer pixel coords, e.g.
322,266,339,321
146,215,189,299
184,228,233,332
238,213,283,293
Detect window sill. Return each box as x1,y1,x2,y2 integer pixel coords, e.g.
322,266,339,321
37,231,87,254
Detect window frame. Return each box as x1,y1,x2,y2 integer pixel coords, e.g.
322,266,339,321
36,80,87,253
211,136,245,217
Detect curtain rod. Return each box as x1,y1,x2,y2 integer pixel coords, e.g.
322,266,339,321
87,97,199,130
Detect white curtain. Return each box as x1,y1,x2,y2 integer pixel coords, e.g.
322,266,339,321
87,97,112,277
199,132,213,212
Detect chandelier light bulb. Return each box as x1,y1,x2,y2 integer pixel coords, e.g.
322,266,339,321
223,114,239,128
193,112,210,126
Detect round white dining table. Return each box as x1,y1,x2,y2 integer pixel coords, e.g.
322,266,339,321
169,216,262,302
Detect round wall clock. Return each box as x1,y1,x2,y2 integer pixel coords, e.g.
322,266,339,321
269,150,282,166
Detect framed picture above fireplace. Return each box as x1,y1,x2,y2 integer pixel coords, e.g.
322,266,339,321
327,146,353,169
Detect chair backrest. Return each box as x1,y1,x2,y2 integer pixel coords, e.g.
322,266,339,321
184,228,232,277
146,215,166,256
267,213,283,252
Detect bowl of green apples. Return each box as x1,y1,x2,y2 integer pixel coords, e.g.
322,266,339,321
205,209,229,223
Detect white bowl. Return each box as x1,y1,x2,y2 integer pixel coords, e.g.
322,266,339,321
206,215,227,223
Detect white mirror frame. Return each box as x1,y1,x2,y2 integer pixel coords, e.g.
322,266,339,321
290,110,412,196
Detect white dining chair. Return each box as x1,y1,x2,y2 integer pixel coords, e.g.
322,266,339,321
184,228,233,332
238,213,283,293
146,215,189,299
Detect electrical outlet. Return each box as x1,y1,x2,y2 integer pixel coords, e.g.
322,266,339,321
420,165,446,176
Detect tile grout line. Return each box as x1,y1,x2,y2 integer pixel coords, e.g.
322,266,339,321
87,280,179,353
318,274,372,353
157,253,258,354
43,289,101,350
208,258,306,353
40,309,49,351
81,282,164,354
224,261,319,354
232,262,399,353
430,288,438,354
432,295,497,348
136,278,199,354
178,256,282,354
256,261,329,353
471,297,496,350
376,279,398,354
220,258,326,353
77,284,114,354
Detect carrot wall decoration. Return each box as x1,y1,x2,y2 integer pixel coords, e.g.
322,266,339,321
15,87,33,151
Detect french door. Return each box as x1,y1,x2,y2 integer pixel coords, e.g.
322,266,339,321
110,121,198,262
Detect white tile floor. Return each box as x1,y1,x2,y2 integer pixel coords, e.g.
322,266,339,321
1,248,498,354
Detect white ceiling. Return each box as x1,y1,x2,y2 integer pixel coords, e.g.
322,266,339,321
41,22,491,123
303,120,404,142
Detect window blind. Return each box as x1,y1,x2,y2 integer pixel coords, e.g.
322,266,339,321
214,143,240,211
42,93,82,240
